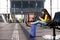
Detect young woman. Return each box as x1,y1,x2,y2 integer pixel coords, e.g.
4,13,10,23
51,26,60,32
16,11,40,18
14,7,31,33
31,9,51,26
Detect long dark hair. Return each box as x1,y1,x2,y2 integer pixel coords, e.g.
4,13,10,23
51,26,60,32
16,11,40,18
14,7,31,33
41,9,51,20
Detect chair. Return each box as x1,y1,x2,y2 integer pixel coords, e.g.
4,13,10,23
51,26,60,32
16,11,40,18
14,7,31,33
53,12,60,26
44,12,60,40
47,12,60,28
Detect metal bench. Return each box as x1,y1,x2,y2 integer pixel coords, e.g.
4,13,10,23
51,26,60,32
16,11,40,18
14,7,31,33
46,12,60,40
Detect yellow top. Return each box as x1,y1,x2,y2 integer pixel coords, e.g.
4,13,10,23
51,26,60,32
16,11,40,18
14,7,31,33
39,14,50,22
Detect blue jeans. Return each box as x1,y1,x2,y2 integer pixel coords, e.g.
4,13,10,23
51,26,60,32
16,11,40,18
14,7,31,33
29,24,36,38
29,20,47,38
31,20,47,26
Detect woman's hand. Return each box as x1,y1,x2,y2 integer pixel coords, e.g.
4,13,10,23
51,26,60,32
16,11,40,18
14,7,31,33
38,16,41,20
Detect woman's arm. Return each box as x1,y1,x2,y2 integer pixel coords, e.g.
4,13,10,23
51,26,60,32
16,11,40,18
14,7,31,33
39,15,48,22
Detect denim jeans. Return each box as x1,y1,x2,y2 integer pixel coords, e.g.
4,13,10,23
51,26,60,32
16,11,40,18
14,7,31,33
29,24,36,38
31,20,47,26
29,20,47,38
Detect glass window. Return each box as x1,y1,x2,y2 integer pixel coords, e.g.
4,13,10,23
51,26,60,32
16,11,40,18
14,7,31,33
11,1,44,8
11,1,21,8
30,1,35,8
22,1,29,8
0,16,4,22
37,1,44,8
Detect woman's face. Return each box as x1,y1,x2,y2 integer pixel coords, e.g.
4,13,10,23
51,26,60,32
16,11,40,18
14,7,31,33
42,11,44,14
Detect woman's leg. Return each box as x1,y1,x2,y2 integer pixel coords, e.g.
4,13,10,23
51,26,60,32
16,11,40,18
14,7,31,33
31,20,47,26
31,20,46,24
37,20,47,26
29,20,47,38
31,21,39,24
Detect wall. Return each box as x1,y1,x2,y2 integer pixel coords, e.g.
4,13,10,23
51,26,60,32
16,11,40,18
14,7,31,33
0,0,10,14
44,0,60,19
0,0,60,19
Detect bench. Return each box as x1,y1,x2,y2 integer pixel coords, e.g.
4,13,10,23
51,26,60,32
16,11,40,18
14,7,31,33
46,12,60,40
47,12,60,29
